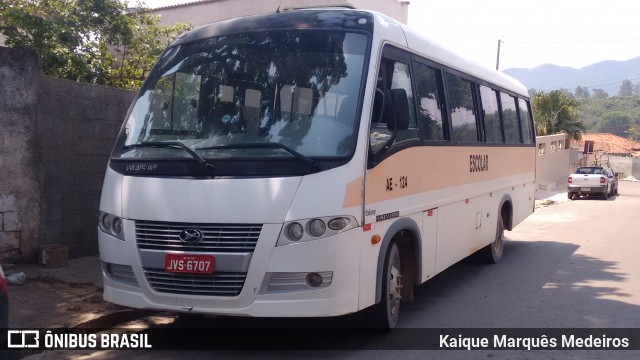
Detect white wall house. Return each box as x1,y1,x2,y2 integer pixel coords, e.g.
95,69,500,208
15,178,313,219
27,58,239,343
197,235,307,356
536,134,571,192
151,0,410,27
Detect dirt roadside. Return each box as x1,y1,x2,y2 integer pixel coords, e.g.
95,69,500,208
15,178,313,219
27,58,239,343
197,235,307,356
6,256,153,330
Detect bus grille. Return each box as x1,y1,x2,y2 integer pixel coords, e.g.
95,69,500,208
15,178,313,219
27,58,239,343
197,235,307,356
143,268,246,296
135,221,262,253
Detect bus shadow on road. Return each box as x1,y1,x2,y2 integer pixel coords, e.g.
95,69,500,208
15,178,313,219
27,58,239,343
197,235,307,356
404,238,637,328
163,238,637,335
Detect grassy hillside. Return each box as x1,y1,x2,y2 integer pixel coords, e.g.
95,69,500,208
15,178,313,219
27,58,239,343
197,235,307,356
577,95,640,140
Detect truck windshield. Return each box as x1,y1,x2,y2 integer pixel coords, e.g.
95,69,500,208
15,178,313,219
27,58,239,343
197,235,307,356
112,30,367,162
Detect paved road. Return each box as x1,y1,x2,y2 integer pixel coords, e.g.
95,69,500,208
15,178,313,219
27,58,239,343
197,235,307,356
26,181,640,359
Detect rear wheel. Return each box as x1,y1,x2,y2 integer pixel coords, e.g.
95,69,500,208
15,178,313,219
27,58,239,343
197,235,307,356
370,243,402,330
480,216,504,264
567,192,574,200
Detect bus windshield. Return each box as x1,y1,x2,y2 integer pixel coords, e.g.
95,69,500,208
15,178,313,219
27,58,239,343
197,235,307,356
114,31,367,162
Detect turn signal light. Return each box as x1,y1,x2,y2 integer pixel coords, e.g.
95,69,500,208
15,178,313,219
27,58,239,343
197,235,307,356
371,234,381,244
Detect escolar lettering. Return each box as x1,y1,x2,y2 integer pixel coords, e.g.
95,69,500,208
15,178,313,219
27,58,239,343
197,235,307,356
470,155,489,172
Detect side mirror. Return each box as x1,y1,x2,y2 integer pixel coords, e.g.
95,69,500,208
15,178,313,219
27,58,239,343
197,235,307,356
385,89,409,132
368,88,410,166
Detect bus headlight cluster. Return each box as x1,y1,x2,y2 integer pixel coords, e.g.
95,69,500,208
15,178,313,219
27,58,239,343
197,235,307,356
308,219,326,237
286,222,304,241
99,212,125,240
278,216,357,246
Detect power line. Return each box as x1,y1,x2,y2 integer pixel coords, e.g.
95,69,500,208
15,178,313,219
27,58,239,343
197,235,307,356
503,37,640,46
581,77,640,90
539,77,640,92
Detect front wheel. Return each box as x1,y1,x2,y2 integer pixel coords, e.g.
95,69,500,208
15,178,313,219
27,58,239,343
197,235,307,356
370,243,402,330
480,216,504,264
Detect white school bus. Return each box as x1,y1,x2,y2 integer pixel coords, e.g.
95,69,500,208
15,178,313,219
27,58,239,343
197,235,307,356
98,6,535,329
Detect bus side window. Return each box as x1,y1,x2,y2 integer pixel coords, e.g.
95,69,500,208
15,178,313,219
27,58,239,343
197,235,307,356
370,59,419,153
479,85,503,143
413,61,445,141
518,98,534,144
390,62,419,142
445,72,478,142
500,93,521,144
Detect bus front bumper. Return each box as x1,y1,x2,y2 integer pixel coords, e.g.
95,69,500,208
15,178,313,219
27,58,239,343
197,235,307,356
99,223,363,318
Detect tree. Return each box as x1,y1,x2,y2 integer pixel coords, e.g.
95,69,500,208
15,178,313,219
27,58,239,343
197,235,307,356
591,88,609,99
598,111,631,137
574,86,590,99
0,0,190,89
618,79,634,97
531,90,584,140
628,125,640,141
559,87,574,98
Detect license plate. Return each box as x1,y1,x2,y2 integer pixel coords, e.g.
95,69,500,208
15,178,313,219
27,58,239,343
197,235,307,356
581,187,591,192
164,254,214,274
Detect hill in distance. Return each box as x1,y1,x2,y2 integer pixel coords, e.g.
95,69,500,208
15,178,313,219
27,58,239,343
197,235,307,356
502,57,640,95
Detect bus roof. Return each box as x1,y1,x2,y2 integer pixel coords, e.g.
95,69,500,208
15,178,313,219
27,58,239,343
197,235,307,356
401,23,530,97
173,8,529,98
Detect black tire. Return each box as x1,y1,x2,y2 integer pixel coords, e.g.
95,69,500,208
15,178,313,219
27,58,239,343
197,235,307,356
568,192,574,200
602,190,609,200
480,216,504,264
370,242,402,330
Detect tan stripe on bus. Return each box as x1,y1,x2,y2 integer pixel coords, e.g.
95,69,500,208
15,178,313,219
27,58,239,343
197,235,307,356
343,146,535,208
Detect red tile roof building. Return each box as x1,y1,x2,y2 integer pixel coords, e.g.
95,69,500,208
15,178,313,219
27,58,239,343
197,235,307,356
573,133,640,157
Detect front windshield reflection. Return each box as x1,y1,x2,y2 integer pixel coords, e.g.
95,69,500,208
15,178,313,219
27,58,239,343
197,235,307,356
116,31,367,160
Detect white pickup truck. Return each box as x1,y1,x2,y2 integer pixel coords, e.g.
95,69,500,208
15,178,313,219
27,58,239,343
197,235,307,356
568,166,618,200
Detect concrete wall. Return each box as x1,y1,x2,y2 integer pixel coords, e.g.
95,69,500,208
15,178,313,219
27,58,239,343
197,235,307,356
535,134,571,192
0,46,136,261
37,76,135,258
0,47,41,262
566,145,640,180
153,0,409,28
608,156,640,179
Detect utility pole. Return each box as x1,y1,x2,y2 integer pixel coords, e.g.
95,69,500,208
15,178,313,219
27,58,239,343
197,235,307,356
495,39,501,70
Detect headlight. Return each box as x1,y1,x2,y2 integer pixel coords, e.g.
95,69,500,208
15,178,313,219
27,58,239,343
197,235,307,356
328,217,350,231
112,218,123,235
286,222,304,241
277,216,358,246
308,219,326,237
98,212,125,240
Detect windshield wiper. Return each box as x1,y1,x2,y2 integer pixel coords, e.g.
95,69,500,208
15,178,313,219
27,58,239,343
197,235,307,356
196,142,322,171
122,142,215,171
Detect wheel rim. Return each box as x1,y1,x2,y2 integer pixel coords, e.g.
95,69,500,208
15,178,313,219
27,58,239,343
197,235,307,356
493,230,503,255
493,219,504,259
387,248,402,325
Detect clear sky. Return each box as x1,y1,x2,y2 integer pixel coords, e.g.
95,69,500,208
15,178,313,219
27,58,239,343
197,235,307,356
141,0,640,70
408,0,640,70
